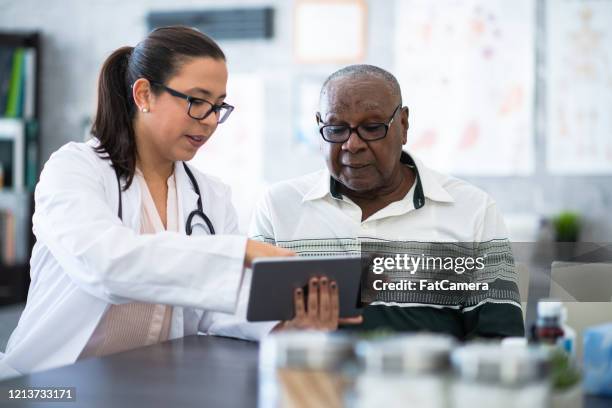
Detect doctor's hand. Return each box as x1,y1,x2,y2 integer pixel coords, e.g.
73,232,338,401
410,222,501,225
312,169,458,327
272,276,363,332
244,239,295,268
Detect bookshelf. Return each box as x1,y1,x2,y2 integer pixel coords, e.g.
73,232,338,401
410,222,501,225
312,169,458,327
0,31,41,305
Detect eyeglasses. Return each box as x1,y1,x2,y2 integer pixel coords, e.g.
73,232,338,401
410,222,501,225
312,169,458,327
316,104,402,143
149,81,234,123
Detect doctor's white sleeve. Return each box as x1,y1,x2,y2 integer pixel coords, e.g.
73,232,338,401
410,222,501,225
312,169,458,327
33,145,247,314
198,192,279,341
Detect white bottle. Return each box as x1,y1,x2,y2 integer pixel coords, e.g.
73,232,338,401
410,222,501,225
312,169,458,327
535,299,575,357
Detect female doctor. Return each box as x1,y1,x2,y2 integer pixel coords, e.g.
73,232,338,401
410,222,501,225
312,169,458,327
0,26,344,379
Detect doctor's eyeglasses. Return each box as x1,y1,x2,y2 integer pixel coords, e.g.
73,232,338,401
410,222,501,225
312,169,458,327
149,81,234,124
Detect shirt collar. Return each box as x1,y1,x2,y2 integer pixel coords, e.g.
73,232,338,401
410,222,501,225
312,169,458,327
303,150,455,207
407,151,455,204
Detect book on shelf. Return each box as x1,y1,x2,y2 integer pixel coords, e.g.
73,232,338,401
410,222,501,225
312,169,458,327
0,209,16,265
22,48,36,119
0,46,36,119
0,46,13,115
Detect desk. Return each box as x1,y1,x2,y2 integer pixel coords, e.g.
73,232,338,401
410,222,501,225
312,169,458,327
0,336,258,407
0,335,609,407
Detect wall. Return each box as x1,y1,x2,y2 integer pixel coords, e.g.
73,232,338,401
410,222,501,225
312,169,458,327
1,0,610,239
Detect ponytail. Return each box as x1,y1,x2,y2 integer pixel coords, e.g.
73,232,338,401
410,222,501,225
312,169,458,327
92,46,137,190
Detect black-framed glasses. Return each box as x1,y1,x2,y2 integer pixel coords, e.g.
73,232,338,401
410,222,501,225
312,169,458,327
149,81,234,123
316,104,402,143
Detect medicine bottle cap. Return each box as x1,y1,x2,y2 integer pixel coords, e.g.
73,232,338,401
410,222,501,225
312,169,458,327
537,299,563,318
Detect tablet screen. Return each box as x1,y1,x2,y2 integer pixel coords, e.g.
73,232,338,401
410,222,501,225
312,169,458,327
247,256,363,321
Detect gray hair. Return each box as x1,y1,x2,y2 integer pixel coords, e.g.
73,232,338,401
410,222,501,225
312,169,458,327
320,64,403,105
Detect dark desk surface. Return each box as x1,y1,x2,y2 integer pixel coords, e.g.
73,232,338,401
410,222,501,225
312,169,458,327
0,336,259,407
0,335,610,408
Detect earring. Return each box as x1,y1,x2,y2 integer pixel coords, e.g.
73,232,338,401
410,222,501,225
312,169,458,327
141,107,149,113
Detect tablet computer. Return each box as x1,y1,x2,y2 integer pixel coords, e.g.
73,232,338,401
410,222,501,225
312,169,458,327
246,256,363,322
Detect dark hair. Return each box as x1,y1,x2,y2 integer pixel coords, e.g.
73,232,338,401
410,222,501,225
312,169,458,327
92,26,226,190
320,64,403,106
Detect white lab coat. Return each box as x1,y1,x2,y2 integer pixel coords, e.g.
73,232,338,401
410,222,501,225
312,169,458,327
0,139,250,379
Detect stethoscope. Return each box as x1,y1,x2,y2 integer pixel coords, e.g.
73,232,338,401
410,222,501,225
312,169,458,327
114,162,215,235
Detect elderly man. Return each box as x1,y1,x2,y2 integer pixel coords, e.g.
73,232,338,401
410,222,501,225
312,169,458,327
249,65,524,339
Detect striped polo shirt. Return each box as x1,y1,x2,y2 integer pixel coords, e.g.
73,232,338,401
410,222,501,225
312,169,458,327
249,151,524,340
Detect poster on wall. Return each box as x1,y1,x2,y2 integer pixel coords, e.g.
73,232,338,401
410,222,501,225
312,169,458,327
546,0,612,174
394,0,535,176
294,0,367,63
189,74,264,233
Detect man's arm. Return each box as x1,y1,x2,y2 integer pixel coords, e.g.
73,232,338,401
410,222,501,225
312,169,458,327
462,198,525,339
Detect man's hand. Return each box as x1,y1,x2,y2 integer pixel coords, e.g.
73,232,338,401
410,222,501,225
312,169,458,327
273,276,363,331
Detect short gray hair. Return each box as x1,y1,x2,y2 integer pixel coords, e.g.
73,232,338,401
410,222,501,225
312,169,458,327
320,64,402,105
